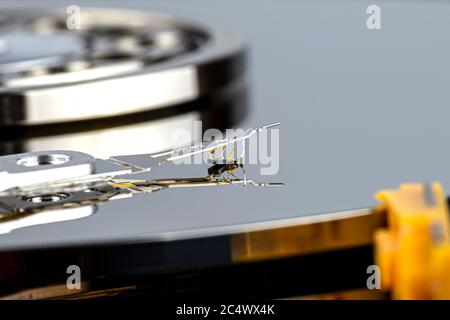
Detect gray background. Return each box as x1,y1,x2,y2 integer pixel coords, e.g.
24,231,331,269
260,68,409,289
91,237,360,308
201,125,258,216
2,0,450,248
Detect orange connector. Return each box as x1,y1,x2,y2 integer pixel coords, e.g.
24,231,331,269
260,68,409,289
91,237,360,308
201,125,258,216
374,183,450,299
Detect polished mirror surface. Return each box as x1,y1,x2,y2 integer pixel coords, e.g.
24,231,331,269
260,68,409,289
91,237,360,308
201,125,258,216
0,1,449,250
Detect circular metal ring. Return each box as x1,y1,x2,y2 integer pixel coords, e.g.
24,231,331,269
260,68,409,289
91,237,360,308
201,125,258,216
0,8,246,125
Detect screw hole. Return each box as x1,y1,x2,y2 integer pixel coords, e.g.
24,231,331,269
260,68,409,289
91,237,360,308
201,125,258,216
21,193,70,203
17,154,71,167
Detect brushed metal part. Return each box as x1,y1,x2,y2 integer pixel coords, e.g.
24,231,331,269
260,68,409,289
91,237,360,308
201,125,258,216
0,150,131,192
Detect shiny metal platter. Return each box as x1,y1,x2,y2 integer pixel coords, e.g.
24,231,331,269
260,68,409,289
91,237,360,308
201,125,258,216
2,1,450,299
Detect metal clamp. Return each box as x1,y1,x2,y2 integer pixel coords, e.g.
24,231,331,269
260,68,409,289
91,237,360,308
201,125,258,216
0,8,245,125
